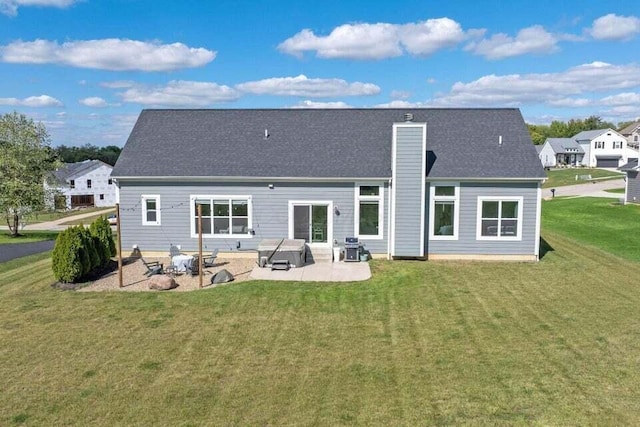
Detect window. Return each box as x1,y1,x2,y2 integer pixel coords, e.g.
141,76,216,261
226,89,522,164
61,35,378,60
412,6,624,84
70,180,75,189
613,141,623,149
634,135,638,142
108,178,113,185
87,179,92,189
355,185,383,239
99,194,104,200
191,195,252,238
429,183,459,240
476,197,522,240
595,141,605,149
141,195,161,226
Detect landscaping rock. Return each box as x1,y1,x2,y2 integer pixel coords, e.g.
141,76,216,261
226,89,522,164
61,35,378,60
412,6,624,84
148,275,177,291
211,269,234,284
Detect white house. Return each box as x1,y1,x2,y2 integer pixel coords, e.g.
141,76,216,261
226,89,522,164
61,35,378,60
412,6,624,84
47,160,116,209
537,138,584,168
619,121,640,149
573,129,628,168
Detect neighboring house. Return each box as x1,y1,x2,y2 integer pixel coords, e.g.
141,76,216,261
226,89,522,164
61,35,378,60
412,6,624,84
574,129,628,168
620,159,640,204
537,138,584,168
619,121,640,149
47,160,117,209
111,109,546,261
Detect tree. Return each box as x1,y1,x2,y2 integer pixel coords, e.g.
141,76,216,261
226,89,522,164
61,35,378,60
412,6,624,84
55,143,122,166
0,112,60,236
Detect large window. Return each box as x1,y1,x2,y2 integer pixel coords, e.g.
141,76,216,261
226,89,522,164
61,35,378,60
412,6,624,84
429,183,459,240
191,195,252,238
141,195,161,226
355,185,383,239
476,197,522,240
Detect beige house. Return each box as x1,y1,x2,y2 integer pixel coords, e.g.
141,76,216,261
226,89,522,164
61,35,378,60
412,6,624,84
620,121,640,149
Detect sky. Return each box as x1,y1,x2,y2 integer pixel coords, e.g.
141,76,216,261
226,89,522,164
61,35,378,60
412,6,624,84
1,0,639,147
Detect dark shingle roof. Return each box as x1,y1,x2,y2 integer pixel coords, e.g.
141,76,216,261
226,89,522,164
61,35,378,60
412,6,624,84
545,138,584,154
112,109,545,180
619,121,640,135
52,160,111,183
620,159,638,171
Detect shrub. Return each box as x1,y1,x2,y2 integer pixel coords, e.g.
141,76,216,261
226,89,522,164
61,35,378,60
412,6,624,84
78,225,100,274
90,215,116,263
52,228,84,283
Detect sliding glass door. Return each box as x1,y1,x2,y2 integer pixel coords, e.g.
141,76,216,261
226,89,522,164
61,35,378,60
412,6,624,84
291,203,330,244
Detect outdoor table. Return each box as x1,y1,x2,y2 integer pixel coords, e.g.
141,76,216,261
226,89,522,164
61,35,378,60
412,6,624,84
171,254,193,272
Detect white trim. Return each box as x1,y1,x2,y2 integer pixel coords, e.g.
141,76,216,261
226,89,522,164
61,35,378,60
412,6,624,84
428,182,460,240
534,184,541,260
390,126,397,256
387,178,392,259
189,195,253,239
420,123,427,257
141,194,161,226
354,183,384,240
287,200,333,247
624,172,629,205
476,196,523,241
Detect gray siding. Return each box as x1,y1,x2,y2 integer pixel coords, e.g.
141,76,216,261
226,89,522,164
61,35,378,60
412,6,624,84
118,181,389,253
627,171,640,203
393,125,425,256
426,182,539,256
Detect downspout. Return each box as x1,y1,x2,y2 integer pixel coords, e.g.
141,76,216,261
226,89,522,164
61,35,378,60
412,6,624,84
387,177,392,260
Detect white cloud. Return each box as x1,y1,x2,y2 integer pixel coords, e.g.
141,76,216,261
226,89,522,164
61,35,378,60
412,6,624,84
0,94,62,107
79,97,113,108
118,80,240,107
589,13,640,41
600,92,640,105
0,0,77,16
236,74,380,97
390,90,411,100
429,61,640,107
0,38,216,71
289,100,352,109
278,17,471,60
465,25,559,59
100,80,135,89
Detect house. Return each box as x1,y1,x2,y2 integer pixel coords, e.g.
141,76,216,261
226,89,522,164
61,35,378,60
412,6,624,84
573,129,628,168
619,121,640,149
537,138,584,168
111,109,545,261
47,160,117,209
620,159,640,204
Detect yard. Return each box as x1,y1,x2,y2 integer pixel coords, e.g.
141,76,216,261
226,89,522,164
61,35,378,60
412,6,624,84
543,167,623,188
0,230,59,244
0,199,639,425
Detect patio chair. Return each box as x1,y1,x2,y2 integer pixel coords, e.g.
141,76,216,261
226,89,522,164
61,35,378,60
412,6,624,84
186,256,200,277
141,258,163,276
202,249,219,268
169,244,184,257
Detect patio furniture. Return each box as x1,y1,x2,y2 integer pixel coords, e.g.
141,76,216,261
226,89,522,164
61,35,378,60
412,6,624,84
142,258,163,276
202,249,219,268
169,245,184,257
186,256,200,276
171,254,193,273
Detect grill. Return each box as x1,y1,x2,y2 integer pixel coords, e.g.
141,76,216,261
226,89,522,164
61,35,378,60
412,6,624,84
344,237,360,262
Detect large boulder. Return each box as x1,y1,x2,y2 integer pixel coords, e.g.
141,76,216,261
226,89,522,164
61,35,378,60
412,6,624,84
211,269,234,284
148,275,177,291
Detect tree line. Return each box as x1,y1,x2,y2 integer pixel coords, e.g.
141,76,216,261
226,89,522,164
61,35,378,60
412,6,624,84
527,115,635,145
55,144,122,166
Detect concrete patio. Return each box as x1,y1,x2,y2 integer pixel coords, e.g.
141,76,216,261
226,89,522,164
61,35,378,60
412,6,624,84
249,261,371,282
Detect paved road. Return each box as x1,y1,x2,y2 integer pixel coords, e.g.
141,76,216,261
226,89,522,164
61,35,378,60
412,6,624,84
0,240,55,263
542,178,625,199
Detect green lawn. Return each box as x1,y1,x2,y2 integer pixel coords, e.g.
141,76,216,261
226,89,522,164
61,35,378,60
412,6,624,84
0,230,59,245
543,168,623,188
542,197,640,261
604,188,626,194
26,207,114,224
59,212,113,226
1,199,639,425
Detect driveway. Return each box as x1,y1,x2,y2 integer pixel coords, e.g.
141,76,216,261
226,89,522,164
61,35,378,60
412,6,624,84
0,240,55,263
542,178,625,199
0,208,115,232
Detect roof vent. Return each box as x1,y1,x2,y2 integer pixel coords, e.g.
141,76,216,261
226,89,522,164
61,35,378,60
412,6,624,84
264,129,269,139
403,112,414,122
498,135,503,146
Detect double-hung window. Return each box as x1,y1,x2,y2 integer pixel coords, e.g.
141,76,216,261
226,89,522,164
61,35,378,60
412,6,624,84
595,141,605,149
613,141,623,149
191,195,252,238
476,197,522,240
429,183,459,239
141,195,161,226
355,185,383,239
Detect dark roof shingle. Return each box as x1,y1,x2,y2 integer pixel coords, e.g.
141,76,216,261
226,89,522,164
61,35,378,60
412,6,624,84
112,108,545,180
